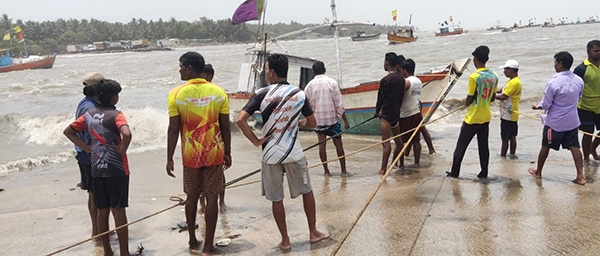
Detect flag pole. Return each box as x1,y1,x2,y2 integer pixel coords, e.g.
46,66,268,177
330,0,343,87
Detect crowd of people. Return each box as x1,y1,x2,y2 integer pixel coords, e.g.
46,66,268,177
62,39,600,255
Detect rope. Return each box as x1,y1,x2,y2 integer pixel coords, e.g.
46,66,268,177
303,116,377,152
330,65,460,255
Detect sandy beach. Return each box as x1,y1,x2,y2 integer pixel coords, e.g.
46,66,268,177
3,110,600,255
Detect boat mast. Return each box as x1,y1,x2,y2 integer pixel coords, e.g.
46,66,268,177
330,0,343,87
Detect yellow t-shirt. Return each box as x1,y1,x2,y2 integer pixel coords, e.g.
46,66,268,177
167,78,229,168
499,76,522,122
464,68,499,124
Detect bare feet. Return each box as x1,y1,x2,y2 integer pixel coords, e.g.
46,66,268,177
219,203,227,212
378,169,385,175
309,231,330,244
202,246,223,255
429,150,436,155
341,172,353,177
198,206,205,214
584,159,591,167
278,240,291,250
189,239,202,249
572,178,586,185
324,171,331,176
528,168,541,178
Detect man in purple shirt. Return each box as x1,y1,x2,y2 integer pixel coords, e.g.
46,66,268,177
529,51,586,185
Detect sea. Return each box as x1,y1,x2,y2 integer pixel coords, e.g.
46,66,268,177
0,23,598,175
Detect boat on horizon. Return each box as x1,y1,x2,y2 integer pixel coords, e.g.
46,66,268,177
351,31,381,41
435,16,464,37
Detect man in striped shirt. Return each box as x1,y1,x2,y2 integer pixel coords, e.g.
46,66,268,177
304,61,350,176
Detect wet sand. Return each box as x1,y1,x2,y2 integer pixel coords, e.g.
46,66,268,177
2,113,600,255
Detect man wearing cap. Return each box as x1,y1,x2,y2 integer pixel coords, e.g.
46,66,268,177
448,45,499,179
76,72,103,241
495,60,522,158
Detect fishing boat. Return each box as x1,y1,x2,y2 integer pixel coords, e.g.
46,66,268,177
351,31,381,41
387,27,418,44
0,50,56,73
227,0,468,135
435,17,463,37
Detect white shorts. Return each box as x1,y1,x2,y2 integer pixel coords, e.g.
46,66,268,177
261,157,312,202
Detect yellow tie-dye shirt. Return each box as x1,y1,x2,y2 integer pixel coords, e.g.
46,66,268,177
168,78,229,168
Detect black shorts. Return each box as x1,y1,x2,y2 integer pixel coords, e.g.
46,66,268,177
542,126,580,151
500,119,518,140
92,176,129,209
380,113,399,128
77,161,93,192
315,122,343,138
578,108,600,133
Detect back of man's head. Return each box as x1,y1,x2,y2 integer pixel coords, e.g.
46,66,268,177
401,59,416,74
554,51,574,70
312,61,326,75
179,52,205,74
385,52,398,67
268,54,289,78
472,45,490,63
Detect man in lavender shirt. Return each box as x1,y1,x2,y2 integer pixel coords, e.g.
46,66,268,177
529,51,586,185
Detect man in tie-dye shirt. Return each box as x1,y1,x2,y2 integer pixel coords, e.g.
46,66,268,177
166,51,231,254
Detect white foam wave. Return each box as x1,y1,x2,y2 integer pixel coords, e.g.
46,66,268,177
0,151,74,174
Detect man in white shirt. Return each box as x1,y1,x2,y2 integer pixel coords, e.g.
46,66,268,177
304,61,351,176
398,59,423,169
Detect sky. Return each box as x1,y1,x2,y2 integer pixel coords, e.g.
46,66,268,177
3,0,600,31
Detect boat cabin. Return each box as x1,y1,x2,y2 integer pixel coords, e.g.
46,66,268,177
0,50,14,68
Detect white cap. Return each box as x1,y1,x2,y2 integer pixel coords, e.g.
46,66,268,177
499,60,519,69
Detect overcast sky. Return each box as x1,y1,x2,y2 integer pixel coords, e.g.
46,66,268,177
4,0,600,30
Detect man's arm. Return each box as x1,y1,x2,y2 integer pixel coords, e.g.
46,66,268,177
236,110,269,147
404,78,411,91
117,125,132,155
465,75,477,106
299,114,317,129
64,126,91,153
219,113,232,169
166,116,180,178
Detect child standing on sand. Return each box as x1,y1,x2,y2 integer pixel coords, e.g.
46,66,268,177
64,79,134,256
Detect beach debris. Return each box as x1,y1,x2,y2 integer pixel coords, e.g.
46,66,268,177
172,221,198,233
134,243,144,255
228,234,242,239
0,188,4,192
69,188,76,191
56,217,63,220
215,238,231,247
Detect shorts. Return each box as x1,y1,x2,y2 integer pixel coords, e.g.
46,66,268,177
578,108,600,133
542,126,580,151
92,176,129,209
400,113,423,143
380,116,399,128
500,119,518,140
183,165,225,196
315,122,342,138
77,161,93,192
261,157,312,202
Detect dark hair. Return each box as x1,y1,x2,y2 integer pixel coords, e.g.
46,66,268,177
587,40,600,51
472,45,490,63
202,63,214,76
401,59,416,74
554,51,574,69
95,79,122,106
83,86,95,97
385,52,398,66
312,61,326,75
179,52,205,74
396,54,406,65
267,54,288,78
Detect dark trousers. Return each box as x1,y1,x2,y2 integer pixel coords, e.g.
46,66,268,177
449,122,490,178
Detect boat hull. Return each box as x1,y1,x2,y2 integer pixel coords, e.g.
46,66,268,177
228,58,471,135
351,33,381,41
0,55,56,73
435,29,463,37
387,33,418,44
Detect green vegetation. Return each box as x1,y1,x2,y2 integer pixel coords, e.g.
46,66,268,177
0,13,395,56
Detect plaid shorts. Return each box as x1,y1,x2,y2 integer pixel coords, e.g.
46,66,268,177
183,165,225,196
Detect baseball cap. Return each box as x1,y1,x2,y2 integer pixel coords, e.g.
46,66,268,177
499,60,519,69
82,72,104,86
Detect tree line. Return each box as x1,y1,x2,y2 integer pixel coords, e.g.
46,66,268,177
0,14,396,56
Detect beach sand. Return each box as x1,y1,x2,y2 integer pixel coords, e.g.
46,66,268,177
3,113,600,255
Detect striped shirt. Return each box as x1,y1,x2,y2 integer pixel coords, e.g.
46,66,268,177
304,74,345,126
242,83,314,164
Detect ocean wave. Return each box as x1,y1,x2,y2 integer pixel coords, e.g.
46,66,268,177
0,151,74,174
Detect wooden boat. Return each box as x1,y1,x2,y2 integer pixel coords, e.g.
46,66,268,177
228,57,471,135
435,27,463,37
0,50,56,73
387,26,418,44
351,32,381,41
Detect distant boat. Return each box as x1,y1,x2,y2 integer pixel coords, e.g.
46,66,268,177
0,50,56,73
387,26,418,44
351,31,381,41
541,21,556,28
435,16,464,37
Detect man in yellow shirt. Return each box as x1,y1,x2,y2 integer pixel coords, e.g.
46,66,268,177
495,60,522,158
448,45,499,178
166,52,231,254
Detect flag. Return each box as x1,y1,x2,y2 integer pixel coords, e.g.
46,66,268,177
16,32,24,43
3,33,10,41
13,26,22,33
449,16,453,22
232,0,264,25
392,9,397,21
